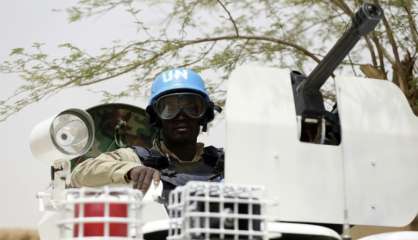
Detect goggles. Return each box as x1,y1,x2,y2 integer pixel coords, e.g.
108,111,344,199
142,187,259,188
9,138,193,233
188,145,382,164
153,93,207,120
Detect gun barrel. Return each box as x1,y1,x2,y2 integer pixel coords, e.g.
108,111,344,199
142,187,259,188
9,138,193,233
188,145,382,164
301,3,383,92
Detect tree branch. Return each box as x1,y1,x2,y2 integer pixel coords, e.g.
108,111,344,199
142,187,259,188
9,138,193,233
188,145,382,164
78,49,168,86
403,3,418,50
329,0,353,16
216,0,240,37
371,33,387,79
183,35,321,63
371,33,394,65
176,41,217,69
364,36,378,67
79,34,320,86
373,0,406,92
380,7,401,66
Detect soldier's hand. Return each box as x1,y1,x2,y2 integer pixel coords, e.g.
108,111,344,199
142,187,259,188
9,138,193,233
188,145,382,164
128,166,160,193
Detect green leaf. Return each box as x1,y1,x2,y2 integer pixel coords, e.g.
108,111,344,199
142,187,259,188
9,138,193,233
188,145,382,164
32,42,44,48
67,7,82,22
10,48,24,55
34,54,48,60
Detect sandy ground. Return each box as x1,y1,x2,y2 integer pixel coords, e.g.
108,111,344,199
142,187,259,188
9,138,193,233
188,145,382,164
0,229,39,240
351,216,418,239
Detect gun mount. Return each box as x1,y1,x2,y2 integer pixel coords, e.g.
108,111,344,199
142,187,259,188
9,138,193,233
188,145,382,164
30,3,418,240
291,3,383,144
226,1,418,231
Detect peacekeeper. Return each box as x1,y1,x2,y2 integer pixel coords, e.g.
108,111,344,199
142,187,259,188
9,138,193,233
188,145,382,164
71,68,223,202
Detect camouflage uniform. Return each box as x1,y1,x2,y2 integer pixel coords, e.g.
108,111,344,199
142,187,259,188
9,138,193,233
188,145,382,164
70,103,155,186
70,141,212,187
71,147,141,187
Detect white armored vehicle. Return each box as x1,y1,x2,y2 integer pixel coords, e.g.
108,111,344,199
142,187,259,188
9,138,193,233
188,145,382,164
29,3,418,240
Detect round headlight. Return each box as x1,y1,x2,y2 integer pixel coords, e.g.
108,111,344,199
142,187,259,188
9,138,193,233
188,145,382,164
30,109,95,163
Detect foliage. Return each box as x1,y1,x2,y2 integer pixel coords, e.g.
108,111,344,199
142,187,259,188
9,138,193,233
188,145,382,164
1,0,417,121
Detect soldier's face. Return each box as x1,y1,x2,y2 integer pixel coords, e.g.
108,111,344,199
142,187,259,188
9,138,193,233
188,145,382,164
160,111,200,144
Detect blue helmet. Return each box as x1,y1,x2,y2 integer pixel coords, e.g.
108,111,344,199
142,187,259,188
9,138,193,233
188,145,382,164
148,68,209,105
146,68,218,131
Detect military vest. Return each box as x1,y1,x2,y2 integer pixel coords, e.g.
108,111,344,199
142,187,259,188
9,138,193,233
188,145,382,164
132,145,224,204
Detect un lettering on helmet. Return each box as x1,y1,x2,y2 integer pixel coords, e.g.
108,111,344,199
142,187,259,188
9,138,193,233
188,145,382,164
162,69,188,82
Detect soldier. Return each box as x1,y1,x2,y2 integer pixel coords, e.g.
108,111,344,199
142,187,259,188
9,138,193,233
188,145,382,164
71,68,223,202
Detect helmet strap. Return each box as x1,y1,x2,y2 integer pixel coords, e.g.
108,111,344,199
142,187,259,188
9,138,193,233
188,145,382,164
202,122,208,132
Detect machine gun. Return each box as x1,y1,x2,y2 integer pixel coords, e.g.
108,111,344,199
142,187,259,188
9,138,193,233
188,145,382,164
30,3,418,240
226,0,418,235
291,3,383,144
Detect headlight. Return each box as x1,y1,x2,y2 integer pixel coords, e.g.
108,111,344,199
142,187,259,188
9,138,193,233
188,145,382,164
29,109,95,163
